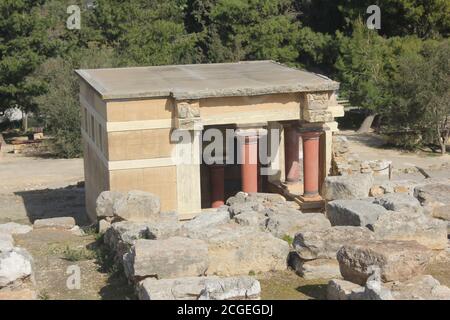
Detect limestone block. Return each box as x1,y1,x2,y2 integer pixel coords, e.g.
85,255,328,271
373,193,422,212
113,190,161,222
414,183,450,218
326,200,387,228
290,253,341,280
181,210,230,238
33,217,75,230
0,223,32,236
337,240,432,285
138,276,261,300
303,109,333,123
293,226,376,260
176,100,200,119
0,248,33,288
0,234,14,253
124,237,209,280
322,174,374,200
205,226,289,276
266,212,331,238
390,275,450,300
371,210,448,250
233,211,267,228
96,191,125,218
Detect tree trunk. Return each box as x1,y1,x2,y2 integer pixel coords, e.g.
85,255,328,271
440,132,449,155
22,111,28,132
357,114,377,133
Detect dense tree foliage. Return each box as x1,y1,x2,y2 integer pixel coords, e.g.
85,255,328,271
0,0,449,156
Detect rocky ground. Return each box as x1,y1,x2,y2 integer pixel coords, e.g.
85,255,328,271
1,133,450,300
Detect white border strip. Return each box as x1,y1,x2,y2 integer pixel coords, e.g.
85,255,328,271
107,119,173,132
108,157,175,171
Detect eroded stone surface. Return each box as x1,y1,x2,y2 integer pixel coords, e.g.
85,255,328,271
113,190,161,222
0,234,14,252
322,174,373,200
138,276,260,300
390,275,450,300
33,217,75,230
293,226,376,260
124,237,209,280
326,200,387,228
96,191,125,218
266,212,331,238
373,193,422,212
205,226,289,276
289,253,341,280
414,183,450,219
181,210,230,238
337,240,432,285
0,223,32,235
372,211,448,250
0,248,33,288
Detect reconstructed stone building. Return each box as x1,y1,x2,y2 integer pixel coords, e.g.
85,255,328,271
76,61,344,220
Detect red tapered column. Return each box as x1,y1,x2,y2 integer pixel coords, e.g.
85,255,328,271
301,131,322,197
284,125,300,184
210,164,225,208
241,135,259,193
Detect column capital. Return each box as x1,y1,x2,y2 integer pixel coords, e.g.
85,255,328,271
300,130,322,140
235,127,267,138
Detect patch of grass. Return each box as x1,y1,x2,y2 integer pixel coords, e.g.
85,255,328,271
248,270,256,276
38,290,50,300
282,234,293,246
62,246,95,261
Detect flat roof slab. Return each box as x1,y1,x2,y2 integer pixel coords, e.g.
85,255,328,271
76,60,339,100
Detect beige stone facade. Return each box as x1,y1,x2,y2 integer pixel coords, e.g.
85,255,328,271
77,61,344,221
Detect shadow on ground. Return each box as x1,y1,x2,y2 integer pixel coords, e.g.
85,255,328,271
14,184,89,226
296,283,328,300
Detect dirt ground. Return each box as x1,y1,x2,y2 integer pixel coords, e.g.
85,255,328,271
1,132,449,300
338,131,450,180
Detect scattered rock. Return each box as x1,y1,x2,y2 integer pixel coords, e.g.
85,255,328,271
337,240,432,285
98,219,111,233
322,174,373,200
246,192,286,204
234,211,267,228
369,186,385,197
181,211,230,238
113,190,161,222
146,220,181,239
371,210,448,250
327,279,364,300
200,276,261,300
205,226,289,276
0,248,33,288
0,234,14,252
104,221,152,261
226,192,287,217
33,217,75,230
373,193,422,212
138,276,260,300
289,253,341,280
266,212,331,238
414,183,450,217
0,223,32,235
69,225,85,236
326,200,387,228
96,191,125,218
293,226,376,260
391,275,450,300
123,237,209,281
